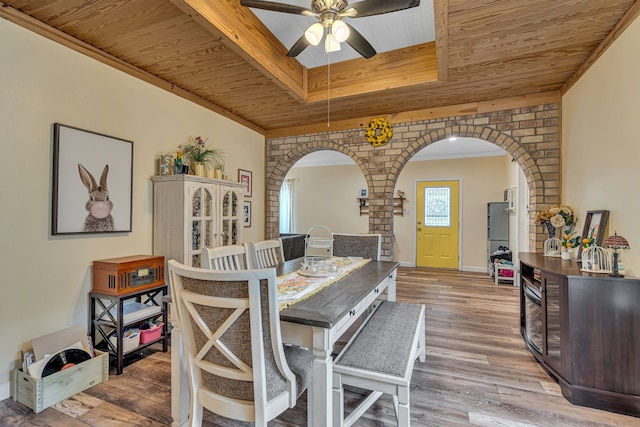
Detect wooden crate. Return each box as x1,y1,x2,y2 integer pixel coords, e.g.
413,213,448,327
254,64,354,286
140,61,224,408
13,351,109,413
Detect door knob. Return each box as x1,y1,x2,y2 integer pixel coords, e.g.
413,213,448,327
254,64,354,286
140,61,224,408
417,228,422,231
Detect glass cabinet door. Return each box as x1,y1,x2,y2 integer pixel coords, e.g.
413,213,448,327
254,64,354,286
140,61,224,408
221,189,241,246
190,185,216,266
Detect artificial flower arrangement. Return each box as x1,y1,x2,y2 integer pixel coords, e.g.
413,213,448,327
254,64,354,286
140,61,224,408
535,205,576,228
561,225,581,249
582,228,596,248
179,136,225,171
536,205,576,239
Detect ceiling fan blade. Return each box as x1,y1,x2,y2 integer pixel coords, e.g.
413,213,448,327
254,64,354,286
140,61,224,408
349,0,420,17
240,0,311,15
287,35,310,57
344,23,376,59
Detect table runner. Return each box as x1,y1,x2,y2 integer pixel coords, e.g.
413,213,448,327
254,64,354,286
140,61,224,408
278,257,370,310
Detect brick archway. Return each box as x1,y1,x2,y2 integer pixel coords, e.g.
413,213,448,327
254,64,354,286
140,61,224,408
266,103,560,260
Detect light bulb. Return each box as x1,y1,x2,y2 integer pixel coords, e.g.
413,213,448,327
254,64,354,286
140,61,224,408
325,33,341,52
304,23,324,46
332,20,350,43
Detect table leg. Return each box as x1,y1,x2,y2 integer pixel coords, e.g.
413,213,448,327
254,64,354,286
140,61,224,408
309,327,333,427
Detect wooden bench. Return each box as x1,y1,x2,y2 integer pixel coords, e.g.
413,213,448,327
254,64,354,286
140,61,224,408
332,300,426,427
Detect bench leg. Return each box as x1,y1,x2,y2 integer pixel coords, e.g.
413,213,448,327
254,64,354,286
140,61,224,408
397,385,410,427
418,314,426,363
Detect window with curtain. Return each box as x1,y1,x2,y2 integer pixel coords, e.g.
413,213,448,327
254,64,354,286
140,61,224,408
279,179,295,234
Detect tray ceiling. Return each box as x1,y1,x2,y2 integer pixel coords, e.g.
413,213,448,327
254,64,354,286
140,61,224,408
1,0,638,136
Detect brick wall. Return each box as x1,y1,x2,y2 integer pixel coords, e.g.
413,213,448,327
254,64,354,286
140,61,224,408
266,103,560,260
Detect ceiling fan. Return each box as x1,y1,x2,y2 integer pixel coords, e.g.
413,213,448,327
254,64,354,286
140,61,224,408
241,0,421,59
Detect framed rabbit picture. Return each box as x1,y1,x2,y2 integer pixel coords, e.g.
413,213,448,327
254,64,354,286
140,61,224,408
52,123,133,235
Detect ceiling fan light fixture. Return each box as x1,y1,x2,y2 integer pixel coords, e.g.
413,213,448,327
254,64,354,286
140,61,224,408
331,19,350,43
325,32,341,52
305,22,324,46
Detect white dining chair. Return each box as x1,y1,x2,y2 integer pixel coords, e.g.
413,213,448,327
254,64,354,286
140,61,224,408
167,260,313,426
203,244,249,270
248,239,285,268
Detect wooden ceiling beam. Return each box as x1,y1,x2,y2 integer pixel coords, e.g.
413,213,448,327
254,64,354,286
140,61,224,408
434,0,448,81
307,43,439,102
264,91,561,139
169,0,308,103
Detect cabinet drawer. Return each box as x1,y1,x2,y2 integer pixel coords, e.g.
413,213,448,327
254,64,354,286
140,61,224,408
331,300,365,343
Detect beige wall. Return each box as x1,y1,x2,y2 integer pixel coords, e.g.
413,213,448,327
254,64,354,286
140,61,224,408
286,163,368,234
290,155,510,268
395,155,509,269
562,16,640,276
0,19,264,387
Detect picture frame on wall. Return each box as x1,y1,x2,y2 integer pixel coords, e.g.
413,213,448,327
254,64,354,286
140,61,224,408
243,201,252,227
360,188,368,198
577,210,610,261
52,123,133,235
238,169,252,197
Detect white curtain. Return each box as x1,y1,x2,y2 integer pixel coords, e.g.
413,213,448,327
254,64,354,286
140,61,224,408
279,179,295,234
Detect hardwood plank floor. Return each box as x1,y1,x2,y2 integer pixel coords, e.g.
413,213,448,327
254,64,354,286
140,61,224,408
2,268,638,426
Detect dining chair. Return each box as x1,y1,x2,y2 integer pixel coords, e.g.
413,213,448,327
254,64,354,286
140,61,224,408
332,233,382,260
167,260,313,427
248,239,285,268
202,244,249,270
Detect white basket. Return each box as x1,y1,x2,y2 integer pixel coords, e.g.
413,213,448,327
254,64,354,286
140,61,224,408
305,225,334,261
109,329,140,353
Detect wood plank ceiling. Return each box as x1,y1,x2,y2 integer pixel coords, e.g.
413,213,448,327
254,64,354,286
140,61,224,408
2,0,639,137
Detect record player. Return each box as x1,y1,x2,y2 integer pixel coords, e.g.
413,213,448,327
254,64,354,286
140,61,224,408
92,255,164,296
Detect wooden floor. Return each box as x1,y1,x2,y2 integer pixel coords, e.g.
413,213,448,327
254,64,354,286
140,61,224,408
2,268,638,426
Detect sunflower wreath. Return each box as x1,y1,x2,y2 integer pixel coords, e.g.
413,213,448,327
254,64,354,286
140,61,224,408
365,117,393,147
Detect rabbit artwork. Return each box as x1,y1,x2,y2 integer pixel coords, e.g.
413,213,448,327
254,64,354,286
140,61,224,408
78,163,115,232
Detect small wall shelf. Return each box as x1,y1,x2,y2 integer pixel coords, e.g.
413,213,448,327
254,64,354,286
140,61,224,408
358,197,406,216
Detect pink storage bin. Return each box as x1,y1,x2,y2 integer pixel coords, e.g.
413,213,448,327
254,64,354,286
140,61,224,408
139,322,164,344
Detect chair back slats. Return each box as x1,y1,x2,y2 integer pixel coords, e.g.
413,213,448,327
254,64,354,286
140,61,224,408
248,239,285,268
203,244,249,270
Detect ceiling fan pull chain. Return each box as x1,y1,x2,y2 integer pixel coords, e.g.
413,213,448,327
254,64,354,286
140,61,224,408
327,49,331,127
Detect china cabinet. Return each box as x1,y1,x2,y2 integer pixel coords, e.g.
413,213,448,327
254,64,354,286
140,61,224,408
151,175,244,268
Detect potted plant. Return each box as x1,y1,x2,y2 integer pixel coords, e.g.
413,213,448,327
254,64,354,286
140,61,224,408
179,136,224,176
561,225,581,260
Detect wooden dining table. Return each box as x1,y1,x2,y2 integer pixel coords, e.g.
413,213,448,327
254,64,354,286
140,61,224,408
169,257,400,427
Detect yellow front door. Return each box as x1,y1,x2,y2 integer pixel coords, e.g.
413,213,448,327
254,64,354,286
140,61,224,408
416,180,459,269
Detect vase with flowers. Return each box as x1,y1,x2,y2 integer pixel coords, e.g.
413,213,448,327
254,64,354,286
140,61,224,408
535,205,576,239
179,136,224,177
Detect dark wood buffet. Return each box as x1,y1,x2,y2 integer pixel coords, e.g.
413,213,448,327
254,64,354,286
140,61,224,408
519,252,640,417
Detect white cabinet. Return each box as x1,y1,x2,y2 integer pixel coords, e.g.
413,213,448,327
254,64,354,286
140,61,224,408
151,175,244,267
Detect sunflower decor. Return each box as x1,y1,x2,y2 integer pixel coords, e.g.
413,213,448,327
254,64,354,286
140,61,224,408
365,117,393,147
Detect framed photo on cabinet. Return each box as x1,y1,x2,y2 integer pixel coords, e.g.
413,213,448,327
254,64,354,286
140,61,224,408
577,210,609,261
238,169,252,197
243,201,252,227
52,123,133,235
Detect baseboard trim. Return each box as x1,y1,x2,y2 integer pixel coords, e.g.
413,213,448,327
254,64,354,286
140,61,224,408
397,263,489,273
0,379,10,401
